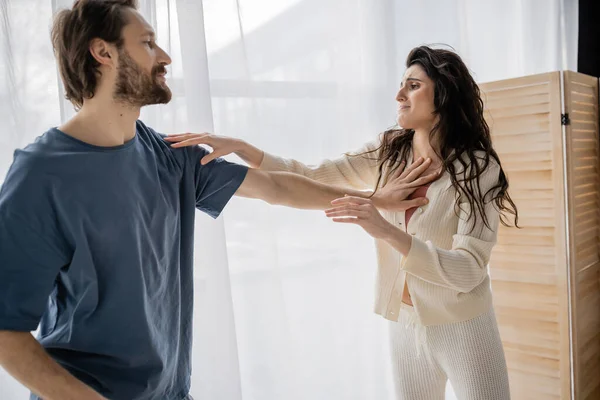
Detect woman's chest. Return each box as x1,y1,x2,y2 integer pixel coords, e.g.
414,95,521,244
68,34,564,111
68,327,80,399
383,179,459,238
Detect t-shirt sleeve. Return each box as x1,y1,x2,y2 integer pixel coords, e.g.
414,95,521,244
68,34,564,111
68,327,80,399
0,211,70,332
184,145,249,218
0,152,71,332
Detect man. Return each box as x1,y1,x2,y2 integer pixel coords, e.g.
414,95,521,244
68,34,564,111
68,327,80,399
0,1,430,399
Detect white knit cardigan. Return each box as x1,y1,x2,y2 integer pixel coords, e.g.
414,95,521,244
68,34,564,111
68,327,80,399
259,138,501,326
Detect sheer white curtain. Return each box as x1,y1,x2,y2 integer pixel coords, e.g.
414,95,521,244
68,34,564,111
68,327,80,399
205,1,577,400
0,0,577,399
1,4,65,398
0,0,239,398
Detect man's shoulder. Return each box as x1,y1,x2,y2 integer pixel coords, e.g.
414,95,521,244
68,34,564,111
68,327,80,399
135,120,188,171
9,129,64,176
0,130,64,216
137,120,185,152
1,126,89,193
135,119,167,143
136,120,210,166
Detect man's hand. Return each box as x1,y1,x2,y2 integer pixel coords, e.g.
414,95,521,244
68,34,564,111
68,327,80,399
0,331,107,400
372,157,440,211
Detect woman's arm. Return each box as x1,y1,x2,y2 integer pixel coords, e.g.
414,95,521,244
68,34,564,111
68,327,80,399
258,142,380,190
166,133,381,189
327,162,501,293
236,140,265,168
166,133,265,167
167,133,439,211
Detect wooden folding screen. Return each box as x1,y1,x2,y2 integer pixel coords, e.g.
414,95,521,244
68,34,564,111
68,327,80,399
480,71,600,399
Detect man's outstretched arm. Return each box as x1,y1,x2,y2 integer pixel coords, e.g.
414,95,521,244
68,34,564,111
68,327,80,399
0,330,106,400
235,169,380,210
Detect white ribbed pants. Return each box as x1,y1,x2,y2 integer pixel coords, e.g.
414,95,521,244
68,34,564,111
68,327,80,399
389,304,510,400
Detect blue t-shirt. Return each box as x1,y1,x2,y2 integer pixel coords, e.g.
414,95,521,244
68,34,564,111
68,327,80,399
0,121,248,400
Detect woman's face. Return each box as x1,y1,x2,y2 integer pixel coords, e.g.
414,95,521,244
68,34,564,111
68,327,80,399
395,64,437,131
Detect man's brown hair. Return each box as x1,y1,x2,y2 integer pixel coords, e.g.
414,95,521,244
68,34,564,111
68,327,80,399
51,0,138,109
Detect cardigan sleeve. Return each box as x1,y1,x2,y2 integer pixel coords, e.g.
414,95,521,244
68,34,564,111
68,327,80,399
258,136,382,190
401,160,501,292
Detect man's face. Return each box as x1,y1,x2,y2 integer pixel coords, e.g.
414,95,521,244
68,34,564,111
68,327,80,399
113,9,172,107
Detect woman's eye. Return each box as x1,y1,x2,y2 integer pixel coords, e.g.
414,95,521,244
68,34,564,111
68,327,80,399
144,41,155,48
410,83,419,90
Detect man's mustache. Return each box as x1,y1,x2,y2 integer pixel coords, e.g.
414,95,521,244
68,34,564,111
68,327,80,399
153,65,167,76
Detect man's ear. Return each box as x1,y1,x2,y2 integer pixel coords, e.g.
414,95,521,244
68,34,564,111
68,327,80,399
89,39,117,68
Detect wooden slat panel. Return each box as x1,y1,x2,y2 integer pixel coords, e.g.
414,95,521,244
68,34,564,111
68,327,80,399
507,370,561,398
481,72,554,93
563,71,600,400
577,262,600,400
489,103,552,118
480,72,570,399
487,113,551,137
485,92,549,110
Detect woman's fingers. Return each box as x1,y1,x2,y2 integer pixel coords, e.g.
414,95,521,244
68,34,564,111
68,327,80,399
325,202,374,221
400,197,429,209
330,217,360,224
169,136,212,148
404,158,432,182
164,134,187,141
330,196,372,206
165,132,209,141
324,204,366,214
406,171,441,187
388,161,406,181
398,157,425,179
324,209,369,218
164,133,190,140
200,150,227,165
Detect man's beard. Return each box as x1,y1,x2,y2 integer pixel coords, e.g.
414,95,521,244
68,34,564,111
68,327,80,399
113,50,172,107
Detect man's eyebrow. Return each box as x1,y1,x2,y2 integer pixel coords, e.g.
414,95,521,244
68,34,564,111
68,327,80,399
141,30,156,38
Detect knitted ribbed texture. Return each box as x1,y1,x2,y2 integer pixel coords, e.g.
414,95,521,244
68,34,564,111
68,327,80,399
259,139,500,326
389,305,510,399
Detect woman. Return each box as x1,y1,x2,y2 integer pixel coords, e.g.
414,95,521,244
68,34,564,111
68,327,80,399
167,46,518,400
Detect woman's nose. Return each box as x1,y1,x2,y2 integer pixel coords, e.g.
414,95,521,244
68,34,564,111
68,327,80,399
396,88,406,102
